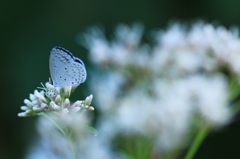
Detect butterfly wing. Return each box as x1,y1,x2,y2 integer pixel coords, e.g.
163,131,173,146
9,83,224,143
55,57,87,87
49,46,87,88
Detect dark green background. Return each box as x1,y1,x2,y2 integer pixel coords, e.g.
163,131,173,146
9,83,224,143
1,0,240,158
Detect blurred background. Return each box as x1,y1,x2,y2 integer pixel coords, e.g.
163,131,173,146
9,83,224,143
1,0,240,158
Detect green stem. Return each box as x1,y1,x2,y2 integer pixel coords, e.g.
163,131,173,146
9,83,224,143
40,113,76,159
40,113,66,136
184,127,208,159
67,133,76,159
165,148,181,159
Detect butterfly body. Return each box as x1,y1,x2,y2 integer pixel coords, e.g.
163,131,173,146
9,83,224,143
49,46,87,88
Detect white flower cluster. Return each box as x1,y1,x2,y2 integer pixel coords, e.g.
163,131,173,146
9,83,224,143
18,82,94,117
83,23,236,153
20,82,96,159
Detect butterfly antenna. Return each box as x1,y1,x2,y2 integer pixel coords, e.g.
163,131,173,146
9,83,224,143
37,82,47,91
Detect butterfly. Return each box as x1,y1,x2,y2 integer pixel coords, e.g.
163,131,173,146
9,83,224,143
49,46,87,88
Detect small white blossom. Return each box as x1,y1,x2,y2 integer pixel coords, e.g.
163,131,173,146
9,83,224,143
50,101,60,111
20,106,29,111
29,93,36,101
64,98,70,108
62,108,69,114
23,99,33,107
71,100,82,108
71,107,81,112
18,112,27,117
55,94,61,103
85,94,93,106
63,86,72,97
88,106,94,111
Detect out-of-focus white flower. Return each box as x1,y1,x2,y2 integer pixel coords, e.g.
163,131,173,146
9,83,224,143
81,22,235,155
79,136,120,159
26,113,92,159
83,28,111,64
26,116,72,159
90,72,125,112
157,24,187,49
115,24,143,48
84,23,145,68
192,75,230,126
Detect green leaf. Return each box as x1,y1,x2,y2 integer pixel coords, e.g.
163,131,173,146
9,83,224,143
84,125,98,136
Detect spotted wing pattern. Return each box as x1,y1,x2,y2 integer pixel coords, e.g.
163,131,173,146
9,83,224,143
49,46,87,88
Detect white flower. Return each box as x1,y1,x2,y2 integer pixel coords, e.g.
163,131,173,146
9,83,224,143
82,22,235,153
84,24,145,67
192,75,230,126
157,24,187,49
83,28,111,64
85,94,93,106
19,81,94,116
115,23,143,48
26,116,72,159
90,72,125,112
